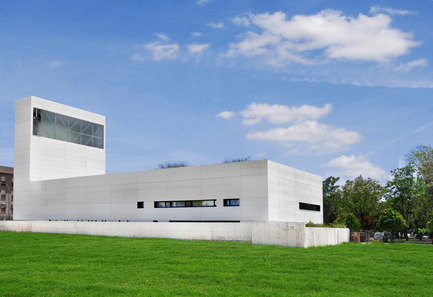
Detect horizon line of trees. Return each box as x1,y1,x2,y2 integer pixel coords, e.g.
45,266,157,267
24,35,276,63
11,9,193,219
324,145,433,240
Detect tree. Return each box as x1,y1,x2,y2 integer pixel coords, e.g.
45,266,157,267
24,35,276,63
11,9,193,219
386,165,418,240
223,157,251,163
334,213,361,230
405,145,433,231
378,209,408,241
340,176,386,230
158,162,188,169
323,176,342,225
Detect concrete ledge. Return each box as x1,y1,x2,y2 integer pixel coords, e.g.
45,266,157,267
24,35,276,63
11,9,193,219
0,221,349,248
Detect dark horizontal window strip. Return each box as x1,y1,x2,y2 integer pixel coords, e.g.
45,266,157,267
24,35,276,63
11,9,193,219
154,199,216,208
299,202,320,212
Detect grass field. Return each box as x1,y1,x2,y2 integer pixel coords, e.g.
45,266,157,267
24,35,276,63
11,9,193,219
0,232,431,296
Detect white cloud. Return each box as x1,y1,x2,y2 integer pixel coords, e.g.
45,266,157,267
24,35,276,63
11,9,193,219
196,0,210,6
155,33,170,41
143,41,179,61
369,6,412,16
232,15,250,27
240,103,332,125
208,22,224,29
247,120,361,153
324,155,389,181
191,32,203,37
394,58,428,72
216,111,235,119
227,10,419,65
188,43,210,53
49,60,64,69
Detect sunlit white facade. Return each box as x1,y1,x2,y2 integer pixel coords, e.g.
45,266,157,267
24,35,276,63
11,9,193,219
14,96,323,224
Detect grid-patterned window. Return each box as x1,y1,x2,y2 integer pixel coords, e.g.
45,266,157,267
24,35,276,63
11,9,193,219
33,108,104,149
0,176,5,182
137,201,144,209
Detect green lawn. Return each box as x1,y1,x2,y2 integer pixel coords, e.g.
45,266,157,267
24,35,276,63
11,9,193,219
0,231,431,296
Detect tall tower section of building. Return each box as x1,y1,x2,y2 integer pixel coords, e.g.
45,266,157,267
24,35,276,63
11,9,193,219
14,96,106,219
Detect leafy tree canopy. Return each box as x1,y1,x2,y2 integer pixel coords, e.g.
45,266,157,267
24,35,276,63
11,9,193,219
378,209,408,232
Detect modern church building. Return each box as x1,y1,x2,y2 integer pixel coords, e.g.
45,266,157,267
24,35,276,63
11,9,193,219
1,96,348,247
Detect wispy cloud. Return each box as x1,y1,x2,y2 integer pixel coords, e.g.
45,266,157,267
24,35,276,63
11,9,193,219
196,0,210,6
227,10,419,65
188,43,210,54
369,6,413,16
191,32,203,37
132,34,179,61
232,15,250,27
208,22,224,29
324,155,389,182
49,60,64,69
216,111,235,119
394,58,429,72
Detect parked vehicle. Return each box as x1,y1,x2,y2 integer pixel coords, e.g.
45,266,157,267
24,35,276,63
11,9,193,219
423,234,430,240
374,232,384,241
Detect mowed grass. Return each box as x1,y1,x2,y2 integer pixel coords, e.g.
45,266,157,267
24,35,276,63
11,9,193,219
0,232,432,297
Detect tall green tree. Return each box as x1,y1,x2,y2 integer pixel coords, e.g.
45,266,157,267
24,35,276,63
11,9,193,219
386,165,419,239
405,145,433,231
323,176,342,225
341,176,386,230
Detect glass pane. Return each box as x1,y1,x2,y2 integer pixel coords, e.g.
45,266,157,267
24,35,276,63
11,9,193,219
55,128,67,141
69,118,81,133
41,122,55,139
93,137,103,149
230,199,239,206
81,134,92,146
172,201,186,207
56,114,68,130
41,110,55,139
82,122,92,135
93,125,103,138
68,132,81,144
165,202,171,208
155,202,165,208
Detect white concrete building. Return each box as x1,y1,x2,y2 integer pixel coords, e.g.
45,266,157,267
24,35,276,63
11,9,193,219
14,96,324,224
2,96,350,247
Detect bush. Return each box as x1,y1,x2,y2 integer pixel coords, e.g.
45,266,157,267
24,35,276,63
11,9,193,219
334,213,361,230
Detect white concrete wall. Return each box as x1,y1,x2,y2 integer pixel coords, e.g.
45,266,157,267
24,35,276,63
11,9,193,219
14,96,106,220
0,220,349,248
267,161,323,224
17,160,269,222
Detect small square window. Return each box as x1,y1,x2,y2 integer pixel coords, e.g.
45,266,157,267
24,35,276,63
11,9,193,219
0,176,5,182
137,201,144,209
224,199,240,207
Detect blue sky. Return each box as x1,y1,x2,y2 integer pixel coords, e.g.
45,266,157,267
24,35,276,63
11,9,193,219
0,0,432,183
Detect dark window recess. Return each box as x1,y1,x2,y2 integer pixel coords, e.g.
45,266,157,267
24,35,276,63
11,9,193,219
224,199,240,207
299,202,320,212
154,199,216,208
137,201,144,209
32,108,104,149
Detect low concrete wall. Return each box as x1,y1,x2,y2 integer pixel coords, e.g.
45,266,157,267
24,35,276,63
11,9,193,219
0,221,349,248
